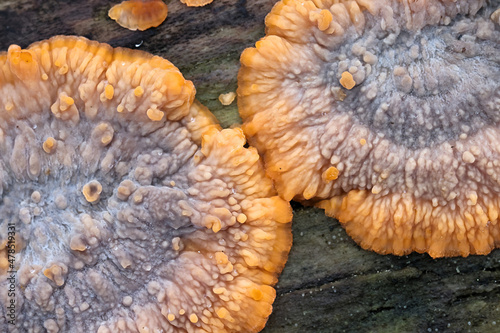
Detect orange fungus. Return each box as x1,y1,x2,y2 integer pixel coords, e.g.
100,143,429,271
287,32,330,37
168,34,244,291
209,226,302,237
180,0,214,7
0,36,292,332
238,0,500,258
109,0,168,31
219,91,237,106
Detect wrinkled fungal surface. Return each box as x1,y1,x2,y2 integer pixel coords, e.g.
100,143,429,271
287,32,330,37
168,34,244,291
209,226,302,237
238,0,500,258
0,36,292,332
109,0,168,31
180,0,214,7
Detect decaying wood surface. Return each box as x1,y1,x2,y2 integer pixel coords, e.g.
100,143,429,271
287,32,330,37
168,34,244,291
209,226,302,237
1,1,499,332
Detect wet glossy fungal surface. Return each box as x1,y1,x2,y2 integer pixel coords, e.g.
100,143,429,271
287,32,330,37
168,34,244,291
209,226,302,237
180,0,214,7
238,0,500,258
108,0,168,31
0,36,292,332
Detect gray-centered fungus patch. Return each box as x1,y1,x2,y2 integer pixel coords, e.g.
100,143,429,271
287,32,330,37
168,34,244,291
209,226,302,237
238,0,499,258
0,36,292,332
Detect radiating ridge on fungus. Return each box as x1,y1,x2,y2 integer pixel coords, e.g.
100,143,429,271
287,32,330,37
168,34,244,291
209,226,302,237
238,0,500,258
0,36,292,332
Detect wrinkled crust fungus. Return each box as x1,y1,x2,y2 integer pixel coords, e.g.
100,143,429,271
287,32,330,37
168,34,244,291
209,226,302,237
218,92,236,106
0,36,292,332
238,0,500,258
109,0,168,31
180,0,214,7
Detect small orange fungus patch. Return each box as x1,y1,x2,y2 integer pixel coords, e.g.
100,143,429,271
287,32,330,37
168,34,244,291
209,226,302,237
42,137,57,154
492,8,500,25
109,0,168,31
180,0,214,7
238,0,499,258
215,251,229,265
237,213,247,223
189,314,199,323
69,235,87,252
219,92,236,105
134,86,144,97
146,108,165,121
82,180,103,203
60,94,74,109
249,288,264,301
340,71,355,89
0,36,291,332
91,122,115,147
322,166,339,183
104,84,114,100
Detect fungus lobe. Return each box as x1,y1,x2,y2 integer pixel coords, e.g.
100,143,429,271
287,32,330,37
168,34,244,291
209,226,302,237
219,92,236,106
109,0,168,31
180,0,214,7
0,36,292,332
238,0,500,258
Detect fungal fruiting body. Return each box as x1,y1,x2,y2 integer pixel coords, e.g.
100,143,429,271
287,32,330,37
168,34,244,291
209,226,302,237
0,36,292,332
219,92,236,106
180,0,214,7
109,0,168,31
238,0,500,258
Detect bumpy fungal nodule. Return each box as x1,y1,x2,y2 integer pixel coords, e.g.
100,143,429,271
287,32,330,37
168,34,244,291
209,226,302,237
238,0,500,258
0,36,292,332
